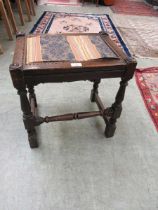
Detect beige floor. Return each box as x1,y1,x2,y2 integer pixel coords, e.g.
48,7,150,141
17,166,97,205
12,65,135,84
0,3,158,210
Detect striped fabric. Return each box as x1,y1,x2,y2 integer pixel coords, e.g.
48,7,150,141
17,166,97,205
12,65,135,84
26,34,117,64
27,36,42,64
67,36,101,61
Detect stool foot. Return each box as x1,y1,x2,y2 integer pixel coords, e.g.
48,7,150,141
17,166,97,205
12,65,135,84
28,129,38,148
105,123,116,138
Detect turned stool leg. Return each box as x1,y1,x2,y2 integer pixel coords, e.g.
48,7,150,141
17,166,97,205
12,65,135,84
31,0,36,16
90,79,101,102
29,0,36,16
28,86,37,107
16,0,25,25
105,79,128,138
18,88,38,148
0,0,13,40
24,0,32,22
4,0,18,33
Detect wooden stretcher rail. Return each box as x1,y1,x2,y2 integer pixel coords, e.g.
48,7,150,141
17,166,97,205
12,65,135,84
30,91,114,125
43,111,101,123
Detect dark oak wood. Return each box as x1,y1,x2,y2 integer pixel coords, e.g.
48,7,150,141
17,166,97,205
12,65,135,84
43,111,101,123
90,79,101,102
9,32,137,148
105,79,128,137
28,86,37,108
18,88,38,148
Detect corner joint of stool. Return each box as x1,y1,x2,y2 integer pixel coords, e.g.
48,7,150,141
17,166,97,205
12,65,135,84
9,63,22,71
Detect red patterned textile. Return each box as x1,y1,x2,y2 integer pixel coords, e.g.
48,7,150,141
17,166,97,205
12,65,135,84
111,0,158,16
135,68,158,131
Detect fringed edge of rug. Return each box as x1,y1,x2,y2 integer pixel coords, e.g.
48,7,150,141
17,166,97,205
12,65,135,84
135,68,158,131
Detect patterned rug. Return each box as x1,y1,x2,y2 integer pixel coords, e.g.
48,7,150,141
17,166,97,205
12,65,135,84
114,16,158,58
111,0,158,16
135,68,158,131
30,11,131,56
